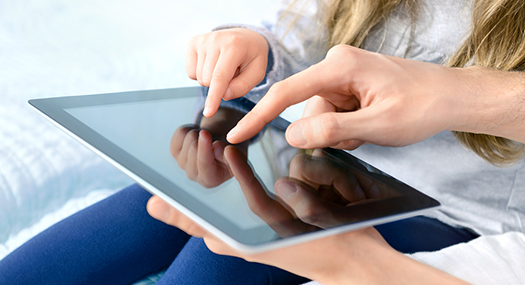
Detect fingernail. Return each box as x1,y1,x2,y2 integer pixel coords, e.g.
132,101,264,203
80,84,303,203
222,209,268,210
226,126,238,142
287,124,307,147
203,106,212,117
355,184,366,200
275,181,297,201
213,145,221,158
370,184,380,198
212,143,223,160
225,88,233,100
199,131,207,143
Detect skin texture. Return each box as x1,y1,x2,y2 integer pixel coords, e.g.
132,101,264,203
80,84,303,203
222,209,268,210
226,45,525,148
170,107,248,188
148,145,470,284
147,28,525,284
186,28,269,117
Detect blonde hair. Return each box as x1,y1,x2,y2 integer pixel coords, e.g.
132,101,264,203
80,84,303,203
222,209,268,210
282,0,525,165
447,0,525,165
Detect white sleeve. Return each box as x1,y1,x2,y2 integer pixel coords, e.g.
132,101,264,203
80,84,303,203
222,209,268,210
409,231,525,285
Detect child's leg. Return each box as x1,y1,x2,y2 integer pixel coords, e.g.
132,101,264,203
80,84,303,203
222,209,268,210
0,184,190,285
157,237,310,285
376,215,479,254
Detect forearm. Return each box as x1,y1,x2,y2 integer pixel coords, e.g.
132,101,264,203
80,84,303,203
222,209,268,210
451,66,525,144
319,238,470,285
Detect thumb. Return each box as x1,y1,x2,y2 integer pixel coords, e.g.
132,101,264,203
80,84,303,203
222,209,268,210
285,111,370,149
275,178,341,228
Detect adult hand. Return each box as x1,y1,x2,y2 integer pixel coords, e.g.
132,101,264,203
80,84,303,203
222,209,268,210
186,28,269,117
148,145,390,284
226,45,477,150
148,145,468,284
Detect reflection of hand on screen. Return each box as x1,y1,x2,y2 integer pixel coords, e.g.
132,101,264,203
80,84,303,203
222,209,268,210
224,145,318,237
288,150,367,204
170,125,233,188
293,149,400,201
277,149,402,229
225,145,405,236
170,107,249,188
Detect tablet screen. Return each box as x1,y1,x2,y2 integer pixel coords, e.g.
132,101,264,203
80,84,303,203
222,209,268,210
29,87,440,252
64,93,280,232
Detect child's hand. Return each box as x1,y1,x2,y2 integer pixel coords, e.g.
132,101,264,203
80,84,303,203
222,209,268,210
186,28,269,117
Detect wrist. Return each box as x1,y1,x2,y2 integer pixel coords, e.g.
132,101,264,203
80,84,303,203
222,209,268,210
312,228,394,284
313,228,469,285
450,66,525,142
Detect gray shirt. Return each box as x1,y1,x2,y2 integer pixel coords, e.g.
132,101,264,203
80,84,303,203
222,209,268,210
225,0,524,236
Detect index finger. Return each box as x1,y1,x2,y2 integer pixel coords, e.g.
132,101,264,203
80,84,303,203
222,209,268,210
226,63,326,144
203,50,243,117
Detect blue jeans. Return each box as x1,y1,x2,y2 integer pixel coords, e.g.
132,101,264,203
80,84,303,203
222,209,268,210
0,184,478,285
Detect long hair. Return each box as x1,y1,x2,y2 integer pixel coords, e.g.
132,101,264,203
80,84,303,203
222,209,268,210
281,0,525,165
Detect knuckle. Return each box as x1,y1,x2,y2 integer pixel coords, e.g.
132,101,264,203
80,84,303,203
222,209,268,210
211,68,229,82
326,44,348,57
315,114,341,144
185,170,196,181
210,30,244,47
326,45,358,66
224,33,244,46
268,82,290,102
201,77,211,87
299,207,323,225
187,36,198,49
233,77,252,95
176,158,186,170
197,77,205,87
186,69,197,80
198,179,214,189
268,81,284,93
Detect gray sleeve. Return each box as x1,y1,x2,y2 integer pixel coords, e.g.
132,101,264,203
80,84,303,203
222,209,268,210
213,0,328,104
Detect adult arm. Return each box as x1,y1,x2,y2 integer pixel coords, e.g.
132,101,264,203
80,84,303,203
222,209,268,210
226,45,525,149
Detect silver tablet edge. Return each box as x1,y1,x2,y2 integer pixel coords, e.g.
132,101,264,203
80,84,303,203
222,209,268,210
28,101,441,254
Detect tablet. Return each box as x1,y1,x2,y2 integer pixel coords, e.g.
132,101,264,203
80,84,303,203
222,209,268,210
29,87,440,253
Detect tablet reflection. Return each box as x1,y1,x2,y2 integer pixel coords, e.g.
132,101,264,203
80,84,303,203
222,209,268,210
170,107,249,188
170,107,409,238
226,146,405,237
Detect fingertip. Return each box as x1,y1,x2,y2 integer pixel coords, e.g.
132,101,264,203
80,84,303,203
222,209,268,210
223,144,240,163
222,145,233,165
203,105,214,117
286,123,307,148
147,196,172,223
275,179,299,202
198,130,212,144
211,140,226,162
225,126,239,144
355,184,367,201
223,145,249,178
